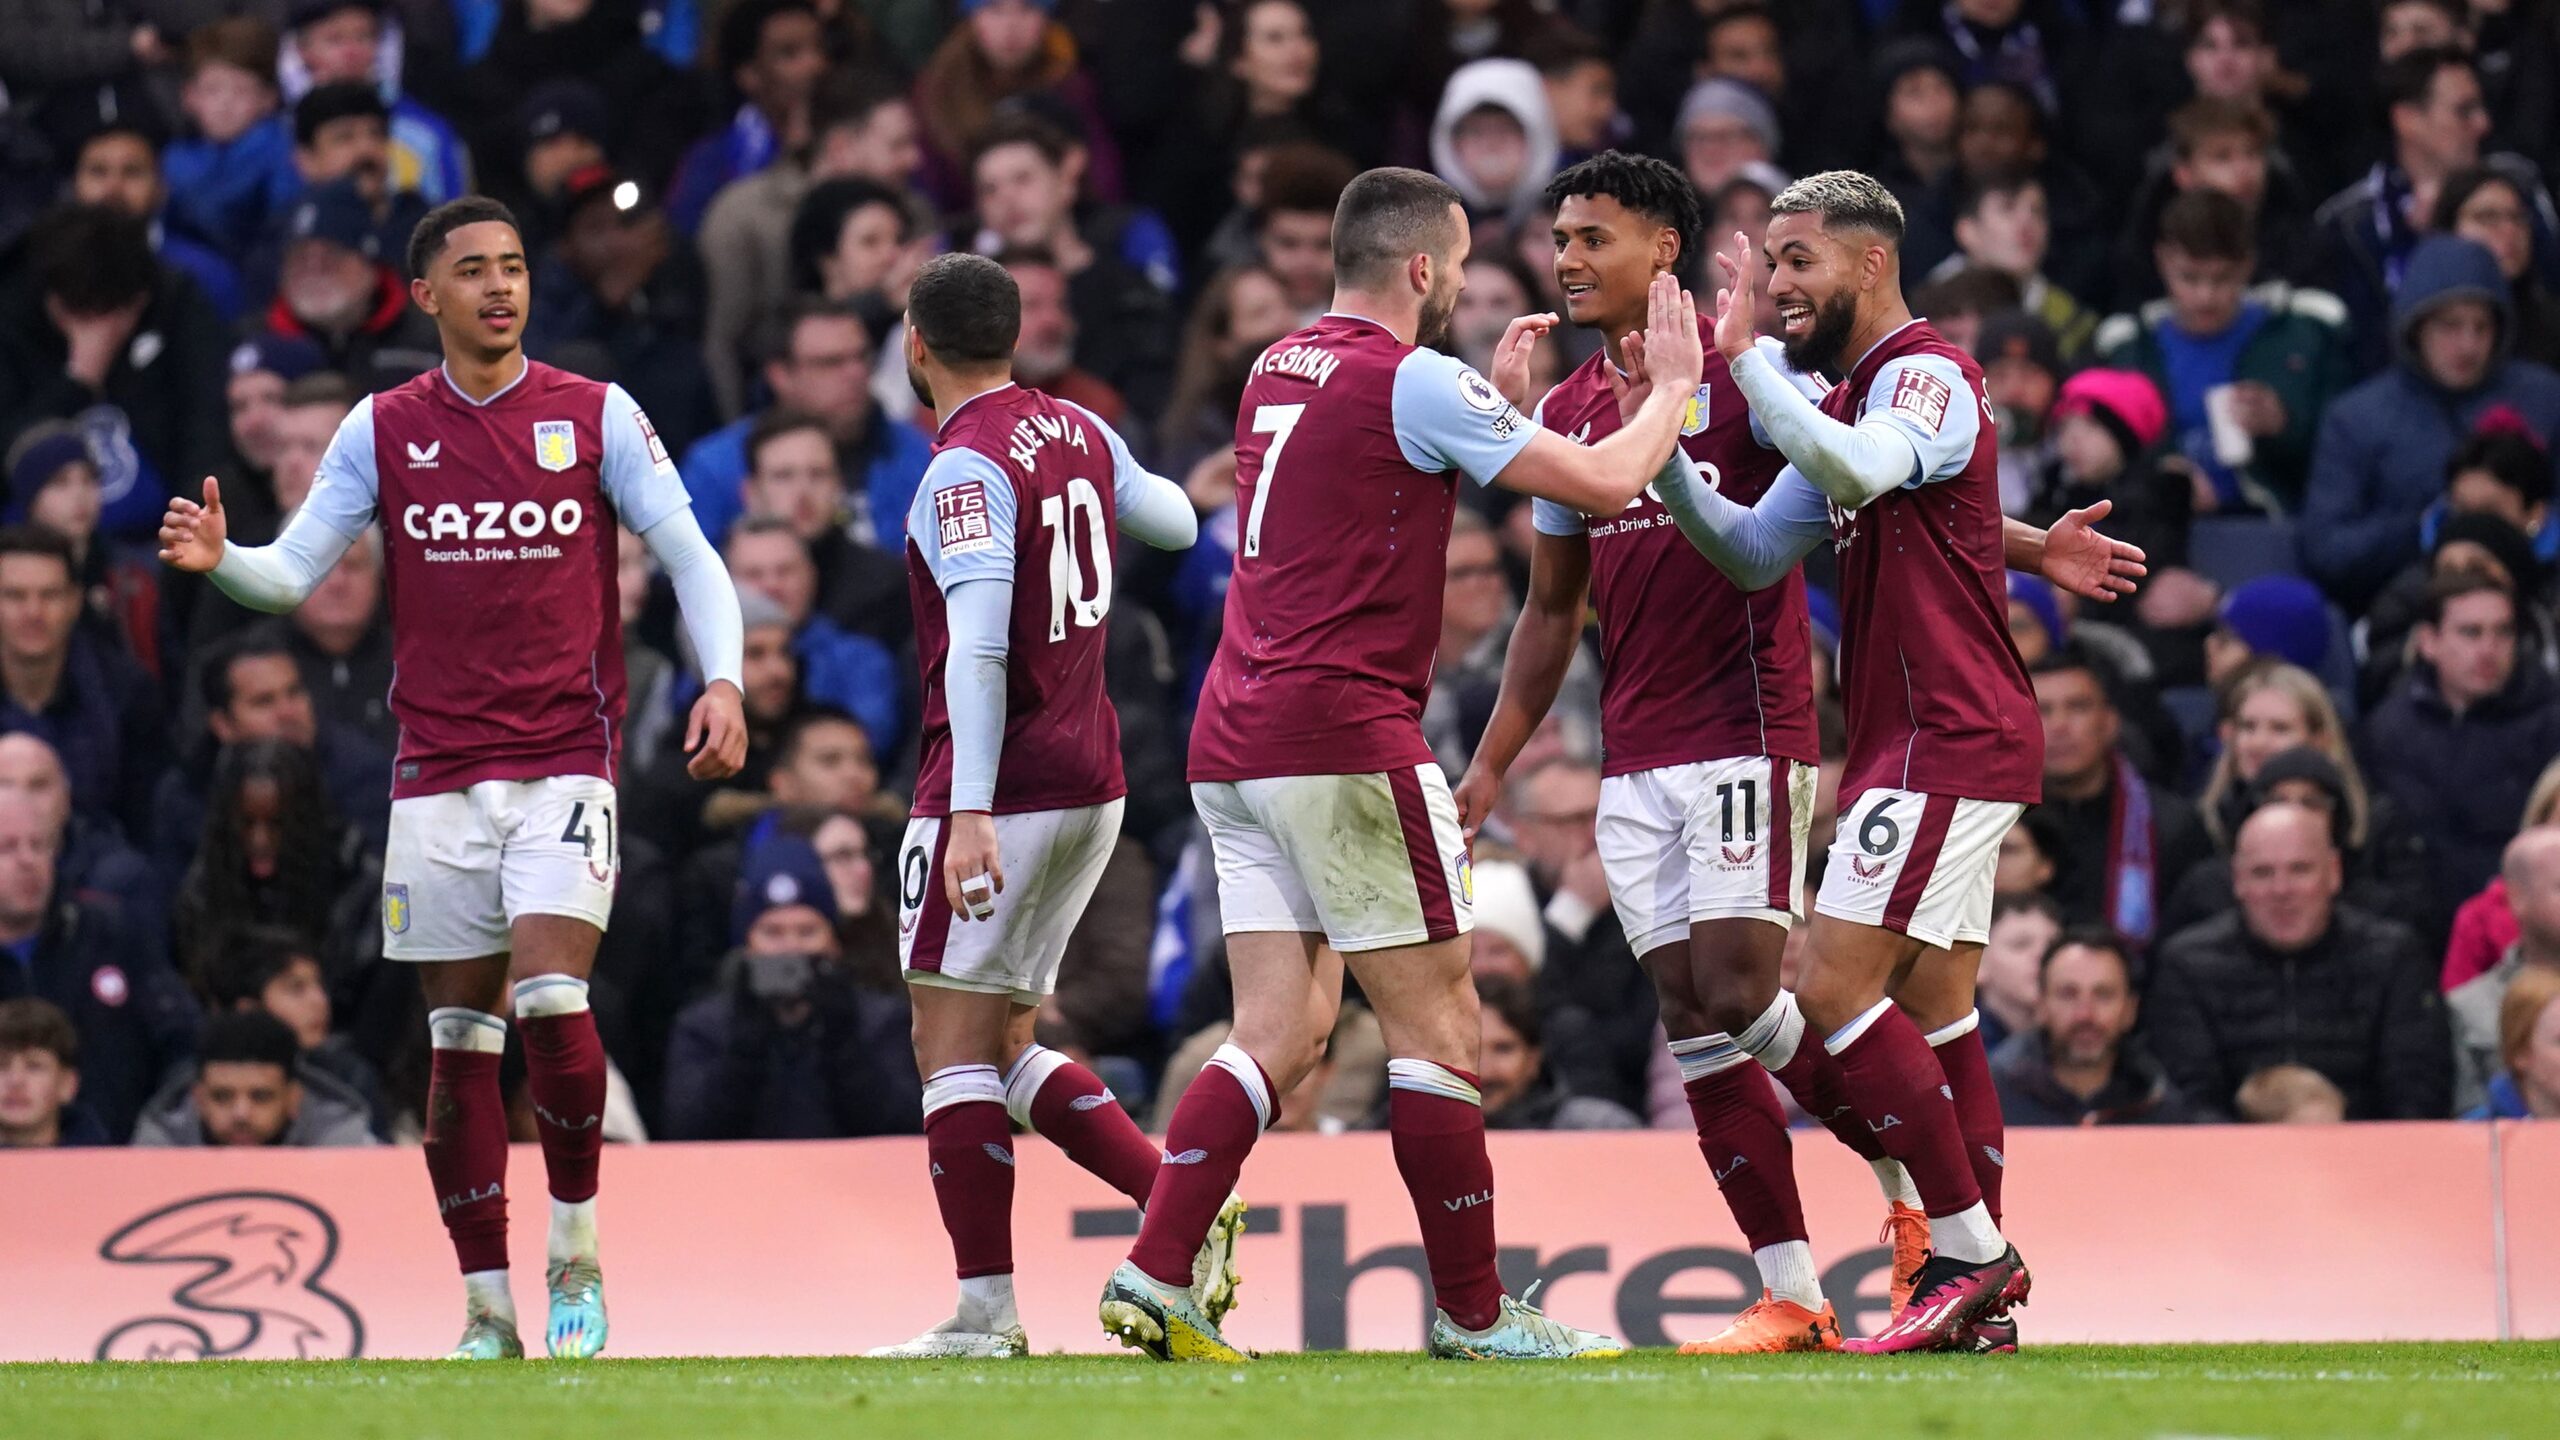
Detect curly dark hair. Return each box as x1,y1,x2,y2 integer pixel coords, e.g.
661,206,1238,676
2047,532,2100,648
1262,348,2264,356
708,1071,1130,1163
179,741,344,979
1541,150,1703,270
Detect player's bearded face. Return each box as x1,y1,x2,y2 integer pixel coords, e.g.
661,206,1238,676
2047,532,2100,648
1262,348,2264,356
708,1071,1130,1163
1416,257,1462,351
1782,284,1861,376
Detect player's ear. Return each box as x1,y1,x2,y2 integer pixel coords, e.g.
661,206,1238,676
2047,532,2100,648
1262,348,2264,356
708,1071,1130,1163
409,274,437,315
1408,250,1431,299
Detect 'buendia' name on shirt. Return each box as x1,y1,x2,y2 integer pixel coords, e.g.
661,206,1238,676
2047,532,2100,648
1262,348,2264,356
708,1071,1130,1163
1005,410,1093,471
1251,341,1342,387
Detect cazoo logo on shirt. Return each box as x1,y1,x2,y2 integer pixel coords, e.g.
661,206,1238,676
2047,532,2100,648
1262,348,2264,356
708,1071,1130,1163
403,500,586,562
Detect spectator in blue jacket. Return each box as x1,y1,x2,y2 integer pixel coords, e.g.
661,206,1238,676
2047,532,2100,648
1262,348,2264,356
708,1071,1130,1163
2301,235,2560,612
724,527,905,762
679,299,933,549
278,0,473,204
165,18,295,263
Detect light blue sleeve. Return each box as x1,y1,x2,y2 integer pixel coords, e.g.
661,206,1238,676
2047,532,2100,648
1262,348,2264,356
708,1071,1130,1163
1527,392,1589,535
300,395,381,540
1859,355,1983,487
905,448,1019,591
1530,498,1589,535
598,382,694,533
1390,347,1538,486
1059,398,1195,549
1746,336,1828,450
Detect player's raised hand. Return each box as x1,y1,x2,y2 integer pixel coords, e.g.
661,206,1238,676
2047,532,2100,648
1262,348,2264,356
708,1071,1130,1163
943,811,1005,922
1607,330,1652,423
1710,230,1760,362
1452,762,1502,844
2041,500,2149,602
1490,312,1558,409
157,477,228,573
1643,271,1705,395
684,678,749,779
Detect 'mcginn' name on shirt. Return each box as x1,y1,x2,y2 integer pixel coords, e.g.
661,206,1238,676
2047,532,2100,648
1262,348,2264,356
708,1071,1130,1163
1251,341,1343,388
405,498,587,564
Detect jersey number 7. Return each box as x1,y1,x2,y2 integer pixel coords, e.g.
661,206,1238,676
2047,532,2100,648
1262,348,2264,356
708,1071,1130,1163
1242,403,1305,559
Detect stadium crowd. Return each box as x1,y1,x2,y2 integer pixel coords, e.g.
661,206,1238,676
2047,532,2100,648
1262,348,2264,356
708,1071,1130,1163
3,0,2560,1155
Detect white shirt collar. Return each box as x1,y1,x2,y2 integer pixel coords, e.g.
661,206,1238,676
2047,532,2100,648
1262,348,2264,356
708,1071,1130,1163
439,354,530,408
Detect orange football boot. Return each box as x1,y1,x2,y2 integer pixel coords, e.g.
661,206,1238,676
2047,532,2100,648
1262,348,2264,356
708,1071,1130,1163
1882,1201,1930,1318
1679,1292,1843,1354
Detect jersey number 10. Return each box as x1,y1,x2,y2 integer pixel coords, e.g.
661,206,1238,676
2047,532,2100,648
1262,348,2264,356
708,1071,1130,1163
1041,476,1114,642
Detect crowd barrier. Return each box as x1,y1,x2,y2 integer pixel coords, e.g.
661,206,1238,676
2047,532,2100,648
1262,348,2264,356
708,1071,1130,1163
2,1123,2549,1360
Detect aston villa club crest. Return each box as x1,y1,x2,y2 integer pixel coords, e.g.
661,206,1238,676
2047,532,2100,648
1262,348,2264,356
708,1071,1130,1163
383,883,411,935
1455,851,1475,905
1850,855,1889,882
533,420,577,472
1679,383,1712,437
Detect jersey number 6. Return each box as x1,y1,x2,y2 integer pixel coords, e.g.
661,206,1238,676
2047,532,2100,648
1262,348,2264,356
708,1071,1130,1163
1041,476,1114,641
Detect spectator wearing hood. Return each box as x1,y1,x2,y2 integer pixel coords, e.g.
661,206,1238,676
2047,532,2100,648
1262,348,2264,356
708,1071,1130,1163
2362,571,2560,922
660,835,919,1140
2301,235,2560,613
3,423,162,676
1431,59,1561,236
1992,928,2198,1127
2161,742,2433,943
254,180,442,389
2434,166,2560,374
2096,187,2352,516
2313,47,2560,377
1672,78,1782,202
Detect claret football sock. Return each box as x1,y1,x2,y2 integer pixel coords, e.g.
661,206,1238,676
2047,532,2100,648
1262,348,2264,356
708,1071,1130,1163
1006,1043,1160,1207
1387,1059,1504,1333
1823,1000,1995,1260
1128,1043,1272,1290
514,975,606,1213
1738,992,1889,1164
1924,1010,2007,1227
1670,1035,1814,1275
923,1066,1017,1281
426,1007,511,1275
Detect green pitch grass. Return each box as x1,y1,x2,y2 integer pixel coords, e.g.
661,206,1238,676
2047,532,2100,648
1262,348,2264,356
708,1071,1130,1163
7,1344,2556,1440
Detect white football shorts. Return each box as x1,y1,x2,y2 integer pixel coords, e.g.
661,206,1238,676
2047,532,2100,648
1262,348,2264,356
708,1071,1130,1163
1193,765,1473,953
897,799,1124,1003
381,774,619,961
1813,787,2025,950
1598,755,1814,956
